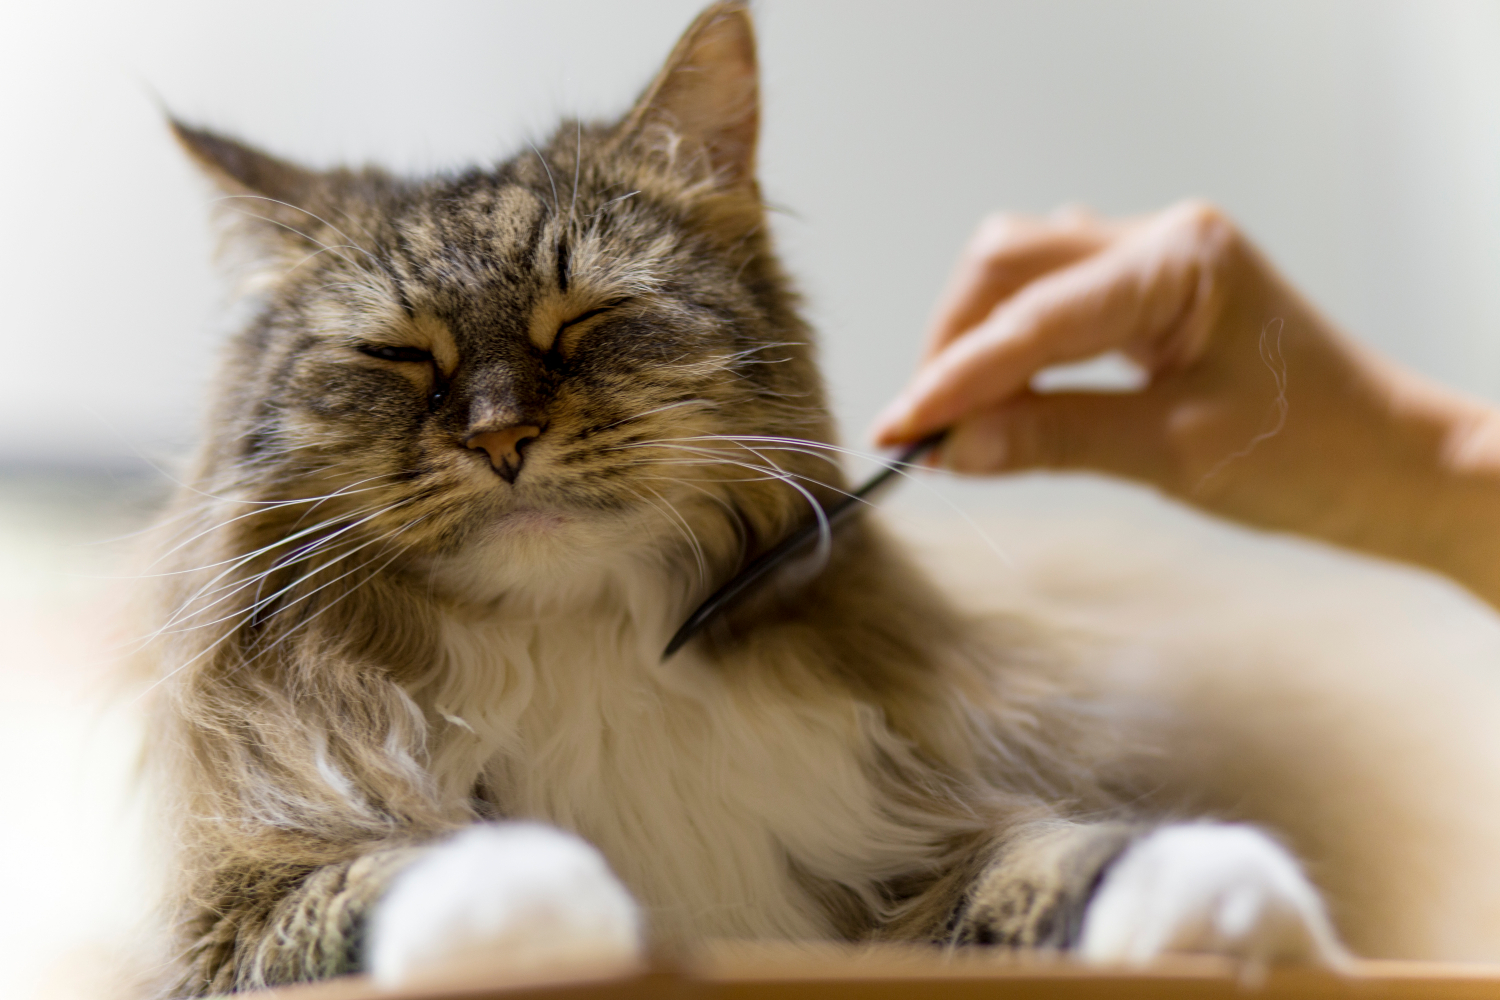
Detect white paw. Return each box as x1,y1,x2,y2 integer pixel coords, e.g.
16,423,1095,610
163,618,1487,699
1078,823,1347,967
366,823,644,988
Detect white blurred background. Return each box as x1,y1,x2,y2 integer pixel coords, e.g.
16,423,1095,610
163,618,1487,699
3,0,1499,464
4,2,1500,996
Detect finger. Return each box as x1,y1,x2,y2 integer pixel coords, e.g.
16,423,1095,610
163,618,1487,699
922,214,1115,362
875,210,1216,445
940,390,1174,484
923,225,1111,361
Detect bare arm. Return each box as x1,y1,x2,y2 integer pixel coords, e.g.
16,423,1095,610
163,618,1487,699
873,202,1500,609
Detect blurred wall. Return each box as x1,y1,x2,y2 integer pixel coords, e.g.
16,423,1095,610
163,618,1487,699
3,0,1498,477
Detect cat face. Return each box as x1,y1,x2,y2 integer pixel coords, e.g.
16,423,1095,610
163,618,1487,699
177,5,839,598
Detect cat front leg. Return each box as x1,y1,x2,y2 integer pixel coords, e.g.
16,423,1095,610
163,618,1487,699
947,819,1346,966
366,823,644,988
1076,822,1347,966
171,847,425,995
946,820,1143,949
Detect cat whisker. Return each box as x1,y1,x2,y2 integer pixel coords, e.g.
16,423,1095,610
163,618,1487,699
130,505,429,693
193,499,408,608
634,484,710,585
115,471,363,553
147,500,410,641
280,243,386,281
140,527,383,646
241,524,418,634
591,189,640,219
109,508,374,607
221,208,362,271
122,538,364,654
136,477,402,575
594,398,715,433
635,469,787,486
614,442,961,581
238,524,405,628
530,143,562,219
214,194,387,271
326,200,382,247
651,342,802,380
684,435,1015,568
612,441,834,570
137,452,393,510
570,119,582,227
118,484,400,584
635,474,744,520
228,513,436,676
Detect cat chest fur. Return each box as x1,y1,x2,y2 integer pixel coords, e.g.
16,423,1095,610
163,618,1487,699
418,602,953,943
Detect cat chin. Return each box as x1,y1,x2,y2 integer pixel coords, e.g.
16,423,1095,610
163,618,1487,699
490,507,575,534
427,509,691,611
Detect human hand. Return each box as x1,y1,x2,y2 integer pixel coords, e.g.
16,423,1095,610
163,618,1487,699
872,201,1500,606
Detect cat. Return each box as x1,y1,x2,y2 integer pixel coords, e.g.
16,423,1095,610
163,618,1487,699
140,3,1343,995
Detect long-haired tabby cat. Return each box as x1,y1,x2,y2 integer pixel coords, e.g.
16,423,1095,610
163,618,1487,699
142,3,1351,994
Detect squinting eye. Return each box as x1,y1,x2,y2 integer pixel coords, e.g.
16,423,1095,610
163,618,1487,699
558,307,613,335
357,344,434,363
550,299,631,356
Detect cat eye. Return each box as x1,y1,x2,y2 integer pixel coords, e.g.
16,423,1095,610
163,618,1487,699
557,307,614,335
357,344,435,364
355,342,447,410
549,299,632,361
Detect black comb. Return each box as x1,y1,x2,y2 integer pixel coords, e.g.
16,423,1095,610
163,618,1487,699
662,431,946,659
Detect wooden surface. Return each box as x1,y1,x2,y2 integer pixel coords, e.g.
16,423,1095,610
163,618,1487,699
242,943,1500,999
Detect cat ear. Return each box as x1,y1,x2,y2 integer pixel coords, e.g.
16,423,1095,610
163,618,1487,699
170,119,336,260
171,121,318,204
621,1,759,190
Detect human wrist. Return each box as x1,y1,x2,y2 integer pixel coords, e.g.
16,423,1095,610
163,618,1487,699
1407,387,1500,607
1313,347,1500,609
1201,266,1500,610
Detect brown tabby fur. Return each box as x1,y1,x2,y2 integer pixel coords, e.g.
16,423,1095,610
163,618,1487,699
141,5,1149,994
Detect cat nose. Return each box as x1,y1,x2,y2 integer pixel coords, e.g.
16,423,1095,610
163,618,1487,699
465,424,542,483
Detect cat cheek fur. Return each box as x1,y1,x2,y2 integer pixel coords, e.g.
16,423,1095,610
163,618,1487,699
140,3,1347,994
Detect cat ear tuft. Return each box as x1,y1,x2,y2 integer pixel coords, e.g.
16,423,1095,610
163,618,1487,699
170,120,318,207
622,1,760,190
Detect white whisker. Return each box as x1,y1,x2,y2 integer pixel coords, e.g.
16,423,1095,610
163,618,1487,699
530,143,561,218
638,484,709,585
214,194,387,271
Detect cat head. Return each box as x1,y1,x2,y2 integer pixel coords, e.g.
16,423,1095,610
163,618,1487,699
173,3,842,607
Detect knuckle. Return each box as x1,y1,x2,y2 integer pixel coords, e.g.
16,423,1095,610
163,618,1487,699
1166,199,1239,254
968,212,1030,259
1170,197,1224,229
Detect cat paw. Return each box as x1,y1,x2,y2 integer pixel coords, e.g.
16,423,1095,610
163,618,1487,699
366,822,643,988
1078,823,1347,967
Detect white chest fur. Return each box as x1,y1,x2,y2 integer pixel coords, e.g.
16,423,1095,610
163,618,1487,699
419,602,946,943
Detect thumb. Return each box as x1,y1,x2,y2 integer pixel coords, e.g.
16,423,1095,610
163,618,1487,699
940,390,1174,484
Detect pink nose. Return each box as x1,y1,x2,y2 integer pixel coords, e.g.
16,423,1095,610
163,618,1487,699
465,424,542,483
